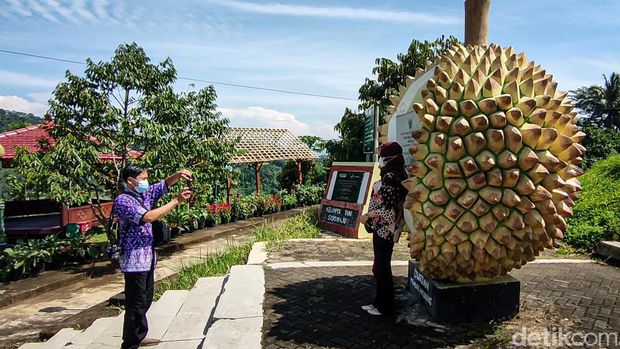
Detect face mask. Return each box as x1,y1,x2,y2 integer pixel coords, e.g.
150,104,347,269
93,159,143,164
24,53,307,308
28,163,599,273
135,180,149,193
379,156,396,167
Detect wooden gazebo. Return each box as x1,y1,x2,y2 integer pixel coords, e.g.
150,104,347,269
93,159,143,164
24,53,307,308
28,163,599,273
226,128,318,195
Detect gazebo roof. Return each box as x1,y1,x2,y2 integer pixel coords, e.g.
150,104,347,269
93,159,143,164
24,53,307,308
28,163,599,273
227,127,318,164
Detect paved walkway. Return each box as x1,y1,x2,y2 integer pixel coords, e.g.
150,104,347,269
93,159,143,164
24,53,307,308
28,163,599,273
0,208,314,347
262,239,620,348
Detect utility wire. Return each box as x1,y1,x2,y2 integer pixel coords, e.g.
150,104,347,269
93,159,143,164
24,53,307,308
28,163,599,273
0,48,358,101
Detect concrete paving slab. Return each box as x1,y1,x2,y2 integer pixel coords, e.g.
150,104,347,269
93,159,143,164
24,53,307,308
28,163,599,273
598,240,620,260
202,318,262,349
247,242,267,265
162,277,225,341
213,265,264,319
43,327,80,348
155,339,203,349
146,290,190,340
67,317,116,346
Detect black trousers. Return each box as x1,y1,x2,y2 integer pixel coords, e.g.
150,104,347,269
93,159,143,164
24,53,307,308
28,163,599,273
122,266,154,349
372,232,395,315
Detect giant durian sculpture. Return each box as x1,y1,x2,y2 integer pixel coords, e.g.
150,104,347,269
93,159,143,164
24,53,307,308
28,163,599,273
380,44,585,282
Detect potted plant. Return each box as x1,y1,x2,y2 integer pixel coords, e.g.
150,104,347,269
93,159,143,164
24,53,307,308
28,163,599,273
206,204,221,227
220,203,232,224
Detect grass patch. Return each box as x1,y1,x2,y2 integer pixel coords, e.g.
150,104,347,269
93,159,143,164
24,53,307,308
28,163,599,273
153,209,319,300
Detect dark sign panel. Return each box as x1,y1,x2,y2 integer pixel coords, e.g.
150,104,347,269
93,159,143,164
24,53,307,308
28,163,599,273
320,205,359,228
331,171,364,203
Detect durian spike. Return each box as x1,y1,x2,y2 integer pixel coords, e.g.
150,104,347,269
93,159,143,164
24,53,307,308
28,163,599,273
489,111,508,128
503,81,520,102
490,67,505,85
471,230,490,249
533,78,549,96
456,212,478,233
495,94,513,111
429,189,450,205
421,114,435,131
517,98,537,116
524,210,546,228
445,201,466,222
441,242,457,263
537,128,559,150
457,190,478,208
492,204,510,221
480,187,502,205
475,150,496,171
431,215,454,235
457,241,473,261
443,162,462,178
412,129,430,143
515,175,536,195
446,178,467,197
501,189,521,207
478,98,498,114
463,78,482,100
447,137,466,161
482,77,502,98
485,238,502,260
424,99,441,117
526,164,550,185
506,211,526,230
450,82,465,100
436,116,454,132
535,95,551,108
502,169,520,188
506,107,525,126
534,199,557,215
530,185,553,202
407,162,428,178
549,135,573,155
459,100,480,117
486,129,505,155
423,201,444,218
520,78,534,97
437,70,452,89
492,226,513,245
518,147,540,171
472,198,490,216
504,125,523,153
486,167,503,187
505,67,521,85
479,213,498,233
498,150,518,169
470,114,490,131
521,123,542,148
405,75,416,87
464,132,487,156
412,103,425,117
450,117,472,136
409,143,429,161
459,156,480,177
430,132,447,153
466,172,487,191
424,154,445,171
441,100,460,116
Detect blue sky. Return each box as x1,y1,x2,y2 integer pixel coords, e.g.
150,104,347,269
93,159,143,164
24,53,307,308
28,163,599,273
0,0,619,140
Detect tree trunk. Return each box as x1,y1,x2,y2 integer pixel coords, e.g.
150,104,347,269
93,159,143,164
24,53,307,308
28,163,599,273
465,0,491,46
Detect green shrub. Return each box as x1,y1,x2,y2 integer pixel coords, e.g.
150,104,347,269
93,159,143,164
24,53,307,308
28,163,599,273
565,155,620,252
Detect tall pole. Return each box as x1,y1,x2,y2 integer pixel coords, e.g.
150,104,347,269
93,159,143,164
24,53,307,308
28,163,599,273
465,0,491,46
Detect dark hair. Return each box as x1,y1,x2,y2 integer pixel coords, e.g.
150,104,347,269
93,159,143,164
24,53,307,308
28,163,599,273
121,163,146,183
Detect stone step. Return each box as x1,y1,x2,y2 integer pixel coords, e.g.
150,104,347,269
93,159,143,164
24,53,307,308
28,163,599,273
160,277,226,342
213,265,264,319
598,241,620,260
66,317,116,346
18,328,81,349
202,317,262,349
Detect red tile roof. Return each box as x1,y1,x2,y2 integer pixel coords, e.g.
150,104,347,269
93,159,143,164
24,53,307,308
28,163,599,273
0,124,55,159
0,123,141,161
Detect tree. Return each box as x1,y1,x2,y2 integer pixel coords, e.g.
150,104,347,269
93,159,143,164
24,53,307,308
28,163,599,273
571,73,620,130
325,108,366,164
11,43,237,239
357,36,460,115
577,123,620,170
298,135,326,153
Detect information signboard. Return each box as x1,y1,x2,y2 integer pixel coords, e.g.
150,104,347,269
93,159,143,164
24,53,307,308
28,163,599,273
331,171,364,203
319,205,359,228
363,107,375,154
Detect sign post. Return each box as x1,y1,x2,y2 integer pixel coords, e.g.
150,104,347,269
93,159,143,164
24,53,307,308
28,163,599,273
363,106,375,161
318,162,381,238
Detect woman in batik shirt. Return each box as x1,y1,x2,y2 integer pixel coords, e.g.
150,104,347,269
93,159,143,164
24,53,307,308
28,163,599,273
360,142,408,316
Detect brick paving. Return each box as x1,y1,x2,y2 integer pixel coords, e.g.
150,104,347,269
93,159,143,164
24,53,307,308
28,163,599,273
262,240,620,348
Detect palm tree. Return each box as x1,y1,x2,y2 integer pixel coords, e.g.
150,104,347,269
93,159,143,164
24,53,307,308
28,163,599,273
571,73,620,130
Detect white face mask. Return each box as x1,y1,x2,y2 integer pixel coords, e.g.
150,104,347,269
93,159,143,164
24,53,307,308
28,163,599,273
379,156,396,167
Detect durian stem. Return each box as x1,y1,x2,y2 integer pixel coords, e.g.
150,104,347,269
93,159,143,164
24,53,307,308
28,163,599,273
465,0,490,46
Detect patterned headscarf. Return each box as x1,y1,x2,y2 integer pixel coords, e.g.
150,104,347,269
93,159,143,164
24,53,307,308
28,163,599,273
378,142,408,210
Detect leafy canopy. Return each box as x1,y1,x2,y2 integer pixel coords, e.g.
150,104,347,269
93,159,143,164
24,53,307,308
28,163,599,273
11,43,236,216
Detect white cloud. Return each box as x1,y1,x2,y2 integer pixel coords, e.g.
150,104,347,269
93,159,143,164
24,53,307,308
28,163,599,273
219,106,338,140
3,0,124,24
209,0,460,25
577,57,620,75
0,95,48,116
0,70,58,88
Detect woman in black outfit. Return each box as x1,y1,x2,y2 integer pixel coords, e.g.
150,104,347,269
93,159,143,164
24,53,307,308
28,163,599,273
360,141,408,316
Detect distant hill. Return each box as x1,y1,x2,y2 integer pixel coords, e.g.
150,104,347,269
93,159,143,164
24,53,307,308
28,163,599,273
0,109,43,132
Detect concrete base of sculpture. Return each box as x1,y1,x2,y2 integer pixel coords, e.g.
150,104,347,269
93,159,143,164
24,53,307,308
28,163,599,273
407,260,520,323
